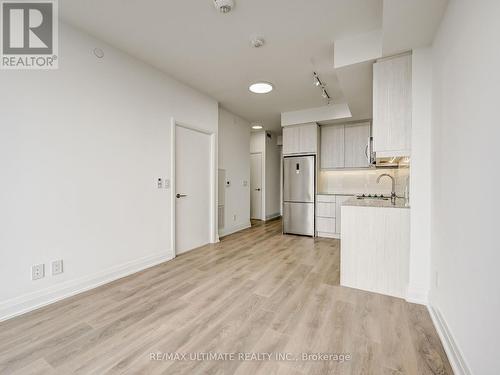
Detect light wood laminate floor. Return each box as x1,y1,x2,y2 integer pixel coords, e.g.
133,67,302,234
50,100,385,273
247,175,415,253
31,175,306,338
0,219,452,374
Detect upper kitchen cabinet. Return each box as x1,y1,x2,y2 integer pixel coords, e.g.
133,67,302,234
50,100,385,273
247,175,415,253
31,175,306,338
373,54,412,157
320,122,371,169
282,123,318,155
321,125,344,168
344,122,371,168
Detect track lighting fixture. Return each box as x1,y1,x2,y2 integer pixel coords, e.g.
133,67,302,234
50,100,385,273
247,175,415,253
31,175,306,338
313,72,331,103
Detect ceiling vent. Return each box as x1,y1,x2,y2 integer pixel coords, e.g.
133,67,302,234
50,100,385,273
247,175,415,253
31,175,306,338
214,0,234,13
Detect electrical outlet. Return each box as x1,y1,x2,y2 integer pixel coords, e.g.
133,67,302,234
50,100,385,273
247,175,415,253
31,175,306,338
31,264,45,280
164,179,170,189
52,260,63,275
233,214,237,221
435,270,439,288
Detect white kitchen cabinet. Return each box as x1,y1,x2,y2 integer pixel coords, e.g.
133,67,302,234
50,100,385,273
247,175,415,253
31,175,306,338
282,123,318,155
320,125,344,168
320,122,371,169
316,217,335,234
335,195,352,234
317,202,335,217
315,194,353,239
373,54,412,157
344,122,371,168
282,126,299,155
315,194,336,238
341,205,410,299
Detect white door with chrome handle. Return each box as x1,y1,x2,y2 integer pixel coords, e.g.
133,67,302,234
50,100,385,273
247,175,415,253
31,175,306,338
175,126,211,255
250,153,263,220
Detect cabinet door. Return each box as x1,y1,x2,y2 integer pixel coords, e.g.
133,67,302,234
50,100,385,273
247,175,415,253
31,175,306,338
373,54,411,155
335,195,352,234
344,122,371,168
282,126,299,155
299,123,318,154
320,125,344,168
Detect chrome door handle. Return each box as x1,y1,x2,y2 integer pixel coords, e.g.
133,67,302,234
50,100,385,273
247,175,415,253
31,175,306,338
176,193,187,198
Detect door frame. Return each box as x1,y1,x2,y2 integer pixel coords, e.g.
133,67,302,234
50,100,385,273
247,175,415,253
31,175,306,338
170,117,218,258
250,151,265,220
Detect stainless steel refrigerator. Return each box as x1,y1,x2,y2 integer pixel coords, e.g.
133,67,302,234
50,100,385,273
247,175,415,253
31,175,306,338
283,155,315,236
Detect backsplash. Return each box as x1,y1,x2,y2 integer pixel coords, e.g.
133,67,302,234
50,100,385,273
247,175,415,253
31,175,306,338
318,167,410,197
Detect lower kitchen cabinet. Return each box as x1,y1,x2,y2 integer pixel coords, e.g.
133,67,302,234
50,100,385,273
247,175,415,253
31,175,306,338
316,194,353,238
335,195,352,234
341,205,410,299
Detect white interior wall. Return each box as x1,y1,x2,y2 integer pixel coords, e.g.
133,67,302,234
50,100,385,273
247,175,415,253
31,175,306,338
265,133,281,219
218,108,251,236
250,132,266,220
0,22,218,320
430,1,500,374
407,47,432,304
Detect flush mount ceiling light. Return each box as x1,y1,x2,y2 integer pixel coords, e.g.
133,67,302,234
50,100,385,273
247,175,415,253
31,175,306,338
214,0,234,13
249,82,273,94
251,124,263,130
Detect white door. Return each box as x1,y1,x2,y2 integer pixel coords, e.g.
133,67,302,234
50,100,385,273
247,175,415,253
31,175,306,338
250,153,262,220
175,126,211,255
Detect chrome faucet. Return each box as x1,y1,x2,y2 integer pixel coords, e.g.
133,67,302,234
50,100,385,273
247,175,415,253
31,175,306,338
377,173,396,204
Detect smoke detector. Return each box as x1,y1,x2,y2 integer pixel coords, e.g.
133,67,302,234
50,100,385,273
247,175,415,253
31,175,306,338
250,36,265,48
214,0,234,13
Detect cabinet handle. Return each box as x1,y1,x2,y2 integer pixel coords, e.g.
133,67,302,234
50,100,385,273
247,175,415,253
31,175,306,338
365,136,372,164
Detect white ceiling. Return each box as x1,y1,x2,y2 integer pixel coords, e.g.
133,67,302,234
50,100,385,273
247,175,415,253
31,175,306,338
60,0,447,132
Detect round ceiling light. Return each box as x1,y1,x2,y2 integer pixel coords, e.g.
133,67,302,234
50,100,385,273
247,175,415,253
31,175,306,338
251,124,263,130
249,82,273,94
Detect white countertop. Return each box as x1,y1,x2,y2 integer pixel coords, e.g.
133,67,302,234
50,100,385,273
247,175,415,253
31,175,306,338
343,197,410,209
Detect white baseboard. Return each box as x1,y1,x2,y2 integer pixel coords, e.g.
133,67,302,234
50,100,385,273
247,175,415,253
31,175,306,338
265,213,281,221
0,251,173,322
427,304,471,375
406,285,428,305
316,231,340,239
219,221,251,238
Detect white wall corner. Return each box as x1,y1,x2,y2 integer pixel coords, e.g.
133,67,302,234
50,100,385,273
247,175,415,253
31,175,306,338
265,212,281,221
427,305,472,375
334,29,382,68
218,221,251,238
405,284,429,305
